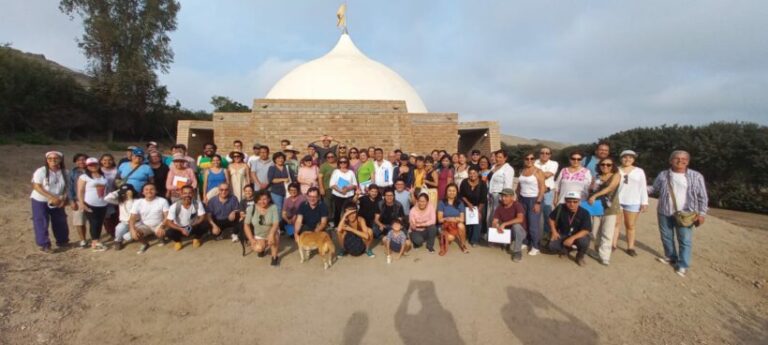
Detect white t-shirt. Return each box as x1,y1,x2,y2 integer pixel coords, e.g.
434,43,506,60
489,163,515,194
373,160,394,187
669,172,688,214
167,200,206,227
30,167,67,202
534,159,559,190
618,167,649,206
330,169,358,198
79,174,109,207
246,156,260,169
130,197,170,228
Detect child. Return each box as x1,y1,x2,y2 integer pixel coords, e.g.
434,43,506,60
105,184,137,250
384,218,411,264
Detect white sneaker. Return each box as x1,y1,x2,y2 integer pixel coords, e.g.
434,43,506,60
521,244,528,251
386,255,392,264
676,268,687,277
528,248,540,256
231,234,239,242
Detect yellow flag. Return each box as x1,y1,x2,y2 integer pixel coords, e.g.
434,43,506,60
336,3,347,28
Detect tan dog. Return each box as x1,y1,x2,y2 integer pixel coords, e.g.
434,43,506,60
298,231,336,269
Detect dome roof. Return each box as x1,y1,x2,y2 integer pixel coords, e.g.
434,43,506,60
265,34,428,113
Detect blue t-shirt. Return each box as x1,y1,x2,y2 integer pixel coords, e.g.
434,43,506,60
438,200,465,218
206,195,240,221
117,162,154,192
584,155,600,179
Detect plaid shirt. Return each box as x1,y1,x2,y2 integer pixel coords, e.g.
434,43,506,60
649,169,708,217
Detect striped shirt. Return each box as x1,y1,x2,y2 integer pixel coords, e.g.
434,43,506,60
649,169,708,217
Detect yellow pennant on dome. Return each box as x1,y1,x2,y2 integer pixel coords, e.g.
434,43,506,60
336,3,347,28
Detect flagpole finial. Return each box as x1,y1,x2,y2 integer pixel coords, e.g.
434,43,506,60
336,3,348,34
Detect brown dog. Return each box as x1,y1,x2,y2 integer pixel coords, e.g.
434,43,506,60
298,231,336,269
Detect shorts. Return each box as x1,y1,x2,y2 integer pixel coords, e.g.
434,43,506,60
620,204,641,212
390,240,403,252
71,208,86,226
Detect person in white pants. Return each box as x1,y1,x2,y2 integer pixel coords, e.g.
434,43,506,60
587,157,621,265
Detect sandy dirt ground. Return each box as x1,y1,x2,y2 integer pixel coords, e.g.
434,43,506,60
0,144,766,345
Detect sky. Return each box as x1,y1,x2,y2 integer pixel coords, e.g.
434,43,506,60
2,0,767,143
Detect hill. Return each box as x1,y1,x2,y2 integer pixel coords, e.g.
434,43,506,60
1,46,91,87
501,134,570,149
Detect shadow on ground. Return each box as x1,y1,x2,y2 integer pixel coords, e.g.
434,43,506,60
501,286,598,345
395,280,465,345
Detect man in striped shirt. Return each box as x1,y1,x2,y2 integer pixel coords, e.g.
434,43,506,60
649,150,708,278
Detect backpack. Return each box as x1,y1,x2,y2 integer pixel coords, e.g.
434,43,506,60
172,200,199,224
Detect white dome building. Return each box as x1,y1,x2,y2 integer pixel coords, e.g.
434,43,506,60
266,33,428,113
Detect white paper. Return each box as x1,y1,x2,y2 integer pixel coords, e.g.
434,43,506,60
465,207,480,225
487,227,511,244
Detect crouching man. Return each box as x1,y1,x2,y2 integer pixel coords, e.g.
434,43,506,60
548,191,592,266
164,185,209,251
129,183,169,254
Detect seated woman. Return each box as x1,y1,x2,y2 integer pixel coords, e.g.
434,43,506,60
408,193,438,253
336,203,375,258
437,183,469,255
243,190,281,266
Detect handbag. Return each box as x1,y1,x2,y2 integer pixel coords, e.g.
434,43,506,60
667,171,698,227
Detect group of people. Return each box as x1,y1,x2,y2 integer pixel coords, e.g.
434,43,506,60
30,137,708,276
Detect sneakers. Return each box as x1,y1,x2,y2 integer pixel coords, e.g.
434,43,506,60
114,241,123,251
387,255,392,264
427,248,435,254
192,239,201,248
78,240,88,248
39,246,53,254
676,268,687,277
270,256,280,267
627,249,638,257
600,259,610,266
337,250,346,257
136,244,149,254
656,257,674,265
528,248,540,256
521,244,528,251
366,249,376,258
91,242,107,252
157,238,167,247
174,242,183,251
231,234,239,242
512,252,522,262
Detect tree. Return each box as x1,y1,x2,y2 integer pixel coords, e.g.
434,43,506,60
210,95,251,112
60,0,180,141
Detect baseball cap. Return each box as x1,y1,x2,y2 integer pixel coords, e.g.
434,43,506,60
500,188,516,196
620,150,638,158
85,157,99,165
172,153,186,161
564,191,582,200
131,147,145,156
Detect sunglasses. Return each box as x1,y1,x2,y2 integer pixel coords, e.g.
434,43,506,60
623,175,629,184
599,163,613,167
570,157,583,161
258,215,265,225
524,157,535,161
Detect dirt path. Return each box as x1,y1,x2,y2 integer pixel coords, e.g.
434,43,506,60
1,144,766,345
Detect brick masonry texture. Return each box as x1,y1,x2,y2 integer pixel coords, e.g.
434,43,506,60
178,99,499,157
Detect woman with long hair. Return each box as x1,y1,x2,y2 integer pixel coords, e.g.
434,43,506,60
99,153,119,238
329,157,358,226
297,155,320,195
243,191,281,266
77,157,109,251
203,155,230,203
228,151,251,201
615,150,649,257
588,157,621,265
337,202,375,257
268,152,294,222
30,151,70,252
437,183,468,255
453,153,469,187
69,153,88,247
348,147,361,172
435,155,454,201
516,152,546,255
147,150,169,200
105,184,138,251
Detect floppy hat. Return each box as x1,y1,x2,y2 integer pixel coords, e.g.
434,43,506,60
283,145,300,153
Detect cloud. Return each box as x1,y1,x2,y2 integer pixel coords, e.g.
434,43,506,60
2,0,767,143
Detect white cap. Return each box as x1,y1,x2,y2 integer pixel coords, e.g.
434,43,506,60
85,157,99,165
564,191,582,200
620,150,638,158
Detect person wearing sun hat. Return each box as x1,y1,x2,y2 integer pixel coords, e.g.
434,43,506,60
30,151,70,252
283,145,301,177
548,190,593,266
615,149,649,257
227,150,250,201
165,153,197,202
77,157,110,251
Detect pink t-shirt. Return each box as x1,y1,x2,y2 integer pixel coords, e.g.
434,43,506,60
409,203,436,231
282,194,307,223
297,166,319,194
166,167,197,199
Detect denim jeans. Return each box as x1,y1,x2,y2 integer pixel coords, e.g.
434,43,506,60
270,193,285,223
467,223,482,245
542,190,555,238
520,196,542,250
657,213,693,269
